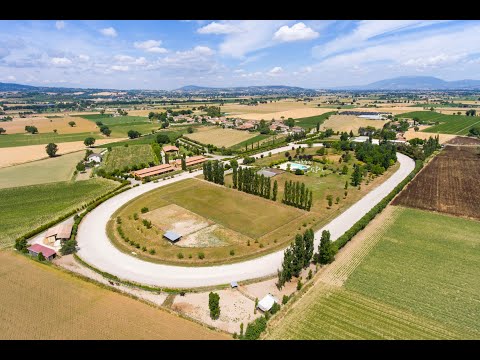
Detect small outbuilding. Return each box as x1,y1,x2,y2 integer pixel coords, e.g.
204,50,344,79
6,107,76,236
164,231,182,243
257,294,277,312
230,281,239,288
162,145,179,154
27,244,57,261
87,153,103,163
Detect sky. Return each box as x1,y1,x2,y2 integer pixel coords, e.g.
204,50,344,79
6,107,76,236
0,20,479,90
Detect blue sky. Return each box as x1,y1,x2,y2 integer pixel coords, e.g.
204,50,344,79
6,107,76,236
0,20,479,90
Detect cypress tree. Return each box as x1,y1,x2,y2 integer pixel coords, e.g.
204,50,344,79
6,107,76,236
283,181,288,203
317,230,336,265
233,166,238,189
300,183,306,209
238,167,243,191
203,162,207,180
303,228,314,267
266,178,271,199
273,180,278,201
219,163,224,185
292,233,305,277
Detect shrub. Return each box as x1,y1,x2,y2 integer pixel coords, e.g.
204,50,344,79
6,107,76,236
149,249,156,255
209,292,220,320
141,207,149,213
142,246,147,252
37,252,46,261
198,252,205,260
244,316,267,340
282,295,289,305
133,213,139,220
295,169,304,175
116,217,122,224
230,249,235,256
177,252,184,259
142,219,152,229
297,279,303,290
270,302,281,315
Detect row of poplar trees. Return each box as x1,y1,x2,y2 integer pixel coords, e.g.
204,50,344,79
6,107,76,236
277,229,314,288
282,180,313,211
277,229,336,289
203,160,225,185
232,166,279,201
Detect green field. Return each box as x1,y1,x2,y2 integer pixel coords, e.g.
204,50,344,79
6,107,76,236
0,132,102,148
0,151,85,189
230,134,272,150
295,111,337,129
76,114,147,126
96,128,191,148
0,178,118,247
102,144,157,173
399,111,480,134
267,206,480,339
76,115,164,138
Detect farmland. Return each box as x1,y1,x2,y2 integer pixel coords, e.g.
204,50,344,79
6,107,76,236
97,128,192,148
102,144,158,173
321,115,387,134
0,116,97,134
266,206,480,339
229,133,275,151
0,178,118,247
184,127,258,148
0,151,84,189
0,251,227,340
294,111,337,130
233,106,337,121
398,111,480,135
0,132,103,148
108,178,305,265
392,146,480,220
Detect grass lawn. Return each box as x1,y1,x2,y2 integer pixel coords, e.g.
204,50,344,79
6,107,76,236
399,111,480,134
0,178,118,248
0,151,84,189
0,250,227,340
102,144,158,173
0,132,102,148
267,206,480,339
294,111,337,130
108,178,305,265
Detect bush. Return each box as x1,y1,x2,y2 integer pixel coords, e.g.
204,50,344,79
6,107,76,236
229,249,235,256
270,302,280,315
244,316,267,340
177,252,184,259
282,295,289,305
133,213,139,220
295,169,304,175
209,292,220,320
149,249,156,255
142,219,152,229
37,252,46,261
60,239,77,255
198,252,205,260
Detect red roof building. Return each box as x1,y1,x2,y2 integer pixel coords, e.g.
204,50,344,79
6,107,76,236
27,244,57,260
162,145,179,153
132,163,175,178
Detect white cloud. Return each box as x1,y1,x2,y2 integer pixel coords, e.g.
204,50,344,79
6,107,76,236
114,54,135,63
51,57,72,66
2,75,16,81
100,27,117,37
233,69,245,73
273,22,319,42
268,66,283,76
55,21,66,30
134,40,168,54
111,65,129,71
78,54,90,61
197,22,240,34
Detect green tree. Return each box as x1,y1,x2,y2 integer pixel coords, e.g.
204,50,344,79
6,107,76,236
60,239,77,255
232,166,238,189
37,252,46,261
342,165,348,175
326,194,333,208
351,165,363,186
0,127,6,134
156,133,170,144
272,180,278,201
181,154,187,170
292,233,305,277
84,137,96,147
317,230,336,265
303,228,314,267
76,162,85,172
127,130,141,139
45,143,58,157
164,153,170,164
68,121,76,127
209,292,220,320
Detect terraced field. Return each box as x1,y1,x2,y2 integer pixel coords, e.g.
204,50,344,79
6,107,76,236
266,206,480,339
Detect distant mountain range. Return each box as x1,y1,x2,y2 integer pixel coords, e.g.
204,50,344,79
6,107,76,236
334,76,480,90
173,85,315,95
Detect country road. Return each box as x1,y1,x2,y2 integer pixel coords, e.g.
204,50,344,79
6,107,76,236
76,149,414,288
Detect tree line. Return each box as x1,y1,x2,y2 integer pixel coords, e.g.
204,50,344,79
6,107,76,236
234,166,275,200
202,160,225,185
282,180,313,211
277,229,336,289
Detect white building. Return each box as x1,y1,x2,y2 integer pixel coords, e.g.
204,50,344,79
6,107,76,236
257,294,277,312
352,136,380,145
87,153,103,163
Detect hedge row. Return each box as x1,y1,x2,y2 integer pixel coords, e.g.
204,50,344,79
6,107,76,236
15,182,129,251
334,159,423,250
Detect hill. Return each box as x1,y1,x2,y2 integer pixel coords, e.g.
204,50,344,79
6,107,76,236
335,76,480,90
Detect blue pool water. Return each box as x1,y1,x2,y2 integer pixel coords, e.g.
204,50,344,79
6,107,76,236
289,163,309,171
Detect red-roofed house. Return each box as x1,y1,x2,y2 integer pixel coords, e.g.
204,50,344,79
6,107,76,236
162,145,179,154
27,244,56,261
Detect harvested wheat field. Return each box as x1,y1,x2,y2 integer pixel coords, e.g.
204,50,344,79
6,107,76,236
185,127,256,147
1,116,97,134
0,251,228,340
321,115,387,134
0,138,123,168
446,136,480,146
222,100,313,116
403,127,456,144
237,107,336,121
392,146,480,220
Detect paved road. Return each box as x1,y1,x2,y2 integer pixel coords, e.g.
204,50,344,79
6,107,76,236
77,151,414,288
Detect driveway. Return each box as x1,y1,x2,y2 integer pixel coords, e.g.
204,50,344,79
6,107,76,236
76,152,414,288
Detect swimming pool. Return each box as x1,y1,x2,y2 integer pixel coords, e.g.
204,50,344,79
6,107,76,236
280,162,310,171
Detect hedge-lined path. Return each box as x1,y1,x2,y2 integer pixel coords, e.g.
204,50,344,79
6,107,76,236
76,152,414,288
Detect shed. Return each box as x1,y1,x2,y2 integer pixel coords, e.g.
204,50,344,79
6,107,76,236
164,231,182,242
257,294,276,312
87,153,103,163
230,281,238,288
27,244,56,261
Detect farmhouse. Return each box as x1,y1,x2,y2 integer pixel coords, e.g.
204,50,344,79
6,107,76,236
270,122,289,133
132,163,175,179
162,145,179,155
257,294,277,312
44,223,73,245
27,244,56,261
164,231,182,243
87,153,103,163
237,122,255,131
290,126,305,134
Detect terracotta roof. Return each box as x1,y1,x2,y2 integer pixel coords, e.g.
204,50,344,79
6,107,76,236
27,244,56,258
44,223,73,239
132,164,174,178
185,155,207,166
163,145,179,152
